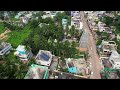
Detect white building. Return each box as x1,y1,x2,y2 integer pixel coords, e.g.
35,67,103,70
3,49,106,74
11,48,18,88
0,42,12,59
109,50,120,69
71,11,83,30
42,11,64,19
14,45,33,62
35,50,53,66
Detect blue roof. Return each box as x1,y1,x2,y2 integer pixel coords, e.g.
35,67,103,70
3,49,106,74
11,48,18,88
68,67,77,73
40,53,50,61
19,51,26,54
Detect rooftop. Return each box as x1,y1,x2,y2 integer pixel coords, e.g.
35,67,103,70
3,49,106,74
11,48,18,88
0,42,10,51
24,64,49,79
49,70,88,79
36,50,52,62
109,50,120,62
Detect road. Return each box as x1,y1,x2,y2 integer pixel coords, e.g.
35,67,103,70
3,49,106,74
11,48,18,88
80,11,102,79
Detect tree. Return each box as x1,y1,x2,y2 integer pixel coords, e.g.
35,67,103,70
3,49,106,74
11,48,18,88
0,11,4,20
96,39,102,46
102,16,113,26
101,32,110,40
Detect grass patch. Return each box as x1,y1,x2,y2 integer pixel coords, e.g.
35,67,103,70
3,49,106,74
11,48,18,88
0,23,5,34
7,25,32,48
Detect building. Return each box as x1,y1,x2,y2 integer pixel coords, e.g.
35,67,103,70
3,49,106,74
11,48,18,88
14,45,33,62
104,68,120,79
99,40,117,60
0,42,12,59
24,64,49,79
42,11,64,19
21,16,29,24
109,50,120,69
71,11,83,30
65,58,90,76
98,21,106,32
35,50,53,66
49,70,89,79
50,56,59,71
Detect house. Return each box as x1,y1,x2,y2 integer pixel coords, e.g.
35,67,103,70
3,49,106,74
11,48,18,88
50,56,59,71
49,70,89,79
21,16,29,24
109,50,120,69
42,11,64,19
71,11,81,30
104,68,120,79
0,42,12,59
99,40,117,60
14,45,33,62
24,64,49,79
35,50,53,66
98,21,106,32
15,12,22,19
65,58,90,76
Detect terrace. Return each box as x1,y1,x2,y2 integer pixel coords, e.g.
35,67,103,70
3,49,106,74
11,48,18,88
0,42,12,56
104,68,120,79
35,50,52,66
66,58,89,75
0,42,10,51
24,64,49,79
49,70,88,79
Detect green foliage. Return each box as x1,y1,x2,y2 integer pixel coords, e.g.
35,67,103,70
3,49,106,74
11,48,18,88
96,39,102,46
101,32,110,40
7,25,31,48
101,16,113,26
0,23,5,34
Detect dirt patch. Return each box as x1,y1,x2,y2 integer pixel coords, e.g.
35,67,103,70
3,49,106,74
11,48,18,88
0,30,11,41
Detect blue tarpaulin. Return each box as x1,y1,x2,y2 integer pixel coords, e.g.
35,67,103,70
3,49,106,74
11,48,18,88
68,67,77,73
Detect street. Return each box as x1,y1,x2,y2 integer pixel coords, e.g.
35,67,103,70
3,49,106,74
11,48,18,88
80,11,102,79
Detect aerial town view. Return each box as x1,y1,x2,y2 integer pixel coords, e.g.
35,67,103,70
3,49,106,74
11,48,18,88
0,11,120,79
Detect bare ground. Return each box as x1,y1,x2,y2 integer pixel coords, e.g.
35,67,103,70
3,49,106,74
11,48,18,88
0,30,11,41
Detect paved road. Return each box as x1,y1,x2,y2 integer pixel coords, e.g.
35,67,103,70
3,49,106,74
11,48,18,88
80,11,102,79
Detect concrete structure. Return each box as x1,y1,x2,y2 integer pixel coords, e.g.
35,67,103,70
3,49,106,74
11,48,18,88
65,58,90,76
14,45,33,62
0,42,12,59
42,11,64,19
35,50,53,66
71,11,83,30
24,64,49,79
99,40,117,60
49,70,89,79
79,31,89,52
109,50,120,69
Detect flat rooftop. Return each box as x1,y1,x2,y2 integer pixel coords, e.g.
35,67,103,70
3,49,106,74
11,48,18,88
24,64,48,79
36,50,52,62
49,70,88,79
0,42,10,51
